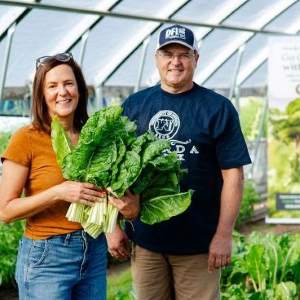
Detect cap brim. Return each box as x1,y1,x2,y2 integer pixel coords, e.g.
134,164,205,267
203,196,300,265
156,40,196,52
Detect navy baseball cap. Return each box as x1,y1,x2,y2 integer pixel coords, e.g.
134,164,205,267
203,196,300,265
156,24,198,52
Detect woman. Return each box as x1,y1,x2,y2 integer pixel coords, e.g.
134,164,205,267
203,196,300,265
0,53,139,300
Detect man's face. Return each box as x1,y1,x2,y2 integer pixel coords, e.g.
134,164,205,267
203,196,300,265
155,43,199,92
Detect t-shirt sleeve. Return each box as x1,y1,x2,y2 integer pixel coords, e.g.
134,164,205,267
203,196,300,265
213,101,251,169
1,127,32,167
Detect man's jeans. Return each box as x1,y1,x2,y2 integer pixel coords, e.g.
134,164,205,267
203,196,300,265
15,230,107,300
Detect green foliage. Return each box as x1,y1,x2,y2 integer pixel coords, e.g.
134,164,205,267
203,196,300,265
239,97,265,141
52,106,192,234
268,106,300,218
270,98,300,183
271,98,300,145
107,269,134,300
221,232,300,299
0,221,24,287
0,132,11,155
108,232,300,300
51,116,73,166
236,180,260,227
140,191,192,225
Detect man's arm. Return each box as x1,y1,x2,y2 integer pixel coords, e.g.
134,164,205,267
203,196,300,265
208,167,244,272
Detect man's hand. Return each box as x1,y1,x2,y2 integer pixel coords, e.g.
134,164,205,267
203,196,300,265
208,231,232,273
109,190,140,220
106,224,130,260
207,167,243,272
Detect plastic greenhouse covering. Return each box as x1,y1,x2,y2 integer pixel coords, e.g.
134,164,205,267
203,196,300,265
0,0,298,90
0,6,297,125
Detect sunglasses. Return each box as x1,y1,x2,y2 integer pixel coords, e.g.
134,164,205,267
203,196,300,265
36,52,73,69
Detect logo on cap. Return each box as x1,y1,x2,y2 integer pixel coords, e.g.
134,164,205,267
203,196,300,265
165,27,186,40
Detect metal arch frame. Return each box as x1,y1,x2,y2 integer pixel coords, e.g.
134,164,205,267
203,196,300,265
94,0,191,87
27,0,121,81
0,0,299,88
197,0,250,41
102,0,249,87
202,0,300,87
148,0,250,85
65,1,122,53
47,0,121,55
0,0,38,100
0,0,37,41
0,23,15,100
194,0,299,85
0,0,296,36
134,37,150,92
99,0,192,87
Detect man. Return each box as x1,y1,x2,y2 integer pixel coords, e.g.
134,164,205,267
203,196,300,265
106,24,251,300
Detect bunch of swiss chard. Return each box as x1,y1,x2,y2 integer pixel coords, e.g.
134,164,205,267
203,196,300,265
221,231,300,300
51,106,191,238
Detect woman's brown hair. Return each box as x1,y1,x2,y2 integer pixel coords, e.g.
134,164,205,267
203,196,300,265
32,55,88,133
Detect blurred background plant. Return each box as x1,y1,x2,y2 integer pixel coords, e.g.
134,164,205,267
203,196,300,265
0,132,11,157
0,221,24,287
236,180,260,228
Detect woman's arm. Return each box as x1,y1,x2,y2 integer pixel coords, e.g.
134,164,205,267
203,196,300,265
0,160,103,223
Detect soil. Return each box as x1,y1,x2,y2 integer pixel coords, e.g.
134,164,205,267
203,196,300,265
239,219,300,235
0,221,299,300
0,289,18,300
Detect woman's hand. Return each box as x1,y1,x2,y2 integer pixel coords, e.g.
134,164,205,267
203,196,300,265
106,224,130,260
51,181,105,206
109,190,140,220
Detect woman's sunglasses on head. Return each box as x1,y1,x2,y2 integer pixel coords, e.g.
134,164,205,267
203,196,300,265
36,53,73,70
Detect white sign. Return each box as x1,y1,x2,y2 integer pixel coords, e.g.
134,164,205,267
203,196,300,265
268,36,300,110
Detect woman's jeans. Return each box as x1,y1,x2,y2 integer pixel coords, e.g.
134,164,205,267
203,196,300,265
15,230,107,300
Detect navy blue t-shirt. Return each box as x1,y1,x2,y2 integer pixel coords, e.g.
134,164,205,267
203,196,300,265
123,83,251,254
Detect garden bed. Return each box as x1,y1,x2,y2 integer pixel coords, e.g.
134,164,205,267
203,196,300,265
0,222,299,300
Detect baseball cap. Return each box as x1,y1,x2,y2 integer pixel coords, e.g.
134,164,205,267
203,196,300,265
156,24,198,52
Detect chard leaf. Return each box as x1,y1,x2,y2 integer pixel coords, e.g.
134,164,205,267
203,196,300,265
149,152,180,171
111,139,127,183
120,116,137,144
274,282,297,299
141,139,170,166
131,132,156,154
78,110,100,145
112,150,141,196
63,144,91,181
245,244,267,290
140,191,192,225
131,166,157,194
152,172,179,189
78,106,123,145
62,106,124,181
265,239,282,287
142,187,179,201
141,172,180,200
51,116,72,167
85,143,117,187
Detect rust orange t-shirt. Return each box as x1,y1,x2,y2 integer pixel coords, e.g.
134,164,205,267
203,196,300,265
1,125,81,239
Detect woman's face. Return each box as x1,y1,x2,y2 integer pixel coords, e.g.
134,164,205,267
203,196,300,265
43,64,79,121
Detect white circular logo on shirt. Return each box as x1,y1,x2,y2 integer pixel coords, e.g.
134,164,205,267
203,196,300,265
149,110,180,140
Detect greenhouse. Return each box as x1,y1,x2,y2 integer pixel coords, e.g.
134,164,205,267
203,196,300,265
0,0,299,299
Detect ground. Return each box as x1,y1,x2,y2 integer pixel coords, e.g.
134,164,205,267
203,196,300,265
0,220,299,300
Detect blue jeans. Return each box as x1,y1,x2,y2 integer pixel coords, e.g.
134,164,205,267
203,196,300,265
15,230,107,300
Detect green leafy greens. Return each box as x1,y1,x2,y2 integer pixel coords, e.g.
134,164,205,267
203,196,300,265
51,106,191,238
